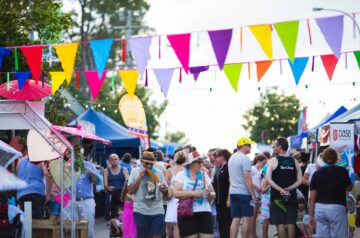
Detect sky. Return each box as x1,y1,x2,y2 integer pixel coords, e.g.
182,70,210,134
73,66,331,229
63,0,360,155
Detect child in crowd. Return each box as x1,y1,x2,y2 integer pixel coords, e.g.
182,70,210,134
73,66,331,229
259,171,271,238
110,208,123,236
120,181,136,238
296,198,312,237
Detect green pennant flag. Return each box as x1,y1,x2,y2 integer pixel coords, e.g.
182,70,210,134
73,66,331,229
354,51,360,70
274,21,299,62
223,63,243,92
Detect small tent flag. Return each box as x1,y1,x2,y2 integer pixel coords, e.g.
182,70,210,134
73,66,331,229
119,69,139,98
256,60,272,82
54,43,78,84
316,16,344,59
128,37,152,81
189,66,209,81
20,46,43,85
154,68,175,97
274,21,299,62
249,25,272,60
288,57,309,85
223,63,243,92
50,72,67,94
85,71,107,100
89,39,114,78
320,54,338,81
167,33,191,74
208,29,233,70
14,72,31,90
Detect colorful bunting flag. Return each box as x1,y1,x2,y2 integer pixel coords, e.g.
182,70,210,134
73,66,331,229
50,72,66,94
20,46,43,85
119,69,139,98
14,72,31,90
274,21,299,62
354,51,360,70
223,64,243,92
320,54,338,81
249,25,272,60
0,48,10,68
256,60,272,82
167,33,191,74
316,16,344,58
89,39,114,78
84,71,106,100
128,37,152,80
54,43,78,84
208,29,233,70
288,57,309,85
154,68,175,97
189,66,209,81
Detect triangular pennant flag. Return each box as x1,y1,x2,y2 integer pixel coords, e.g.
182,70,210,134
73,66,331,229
89,39,114,78
316,16,344,58
223,64,243,92
128,37,152,81
208,29,233,70
189,66,209,81
320,54,338,81
167,33,191,74
14,72,31,90
20,46,43,85
153,68,175,97
118,69,139,98
249,24,272,60
354,51,360,70
0,48,10,68
274,21,299,62
84,71,106,100
256,60,272,82
54,43,78,84
288,57,309,85
50,72,66,94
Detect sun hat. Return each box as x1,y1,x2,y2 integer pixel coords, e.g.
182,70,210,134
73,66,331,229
49,158,80,189
141,151,156,164
183,151,202,166
237,137,255,147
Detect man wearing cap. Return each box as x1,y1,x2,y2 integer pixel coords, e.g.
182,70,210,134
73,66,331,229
228,137,256,238
127,151,167,238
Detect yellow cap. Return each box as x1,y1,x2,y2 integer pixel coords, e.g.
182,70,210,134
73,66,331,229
237,137,255,146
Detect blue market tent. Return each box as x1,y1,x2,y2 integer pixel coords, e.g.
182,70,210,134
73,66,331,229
150,139,162,149
325,103,360,123
161,142,183,157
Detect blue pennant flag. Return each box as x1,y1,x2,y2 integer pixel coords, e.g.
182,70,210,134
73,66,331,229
288,57,309,85
0,48,10,68
14,72,31,90
89,39,114,78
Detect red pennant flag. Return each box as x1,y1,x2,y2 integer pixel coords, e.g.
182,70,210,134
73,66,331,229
256,61,272,82
20,46,43,85
167,33,191,74
320,54,338,81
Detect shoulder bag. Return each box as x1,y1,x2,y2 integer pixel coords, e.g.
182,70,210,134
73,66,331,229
177,178,198,219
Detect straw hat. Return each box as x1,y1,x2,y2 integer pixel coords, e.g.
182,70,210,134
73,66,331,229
141,151,156,164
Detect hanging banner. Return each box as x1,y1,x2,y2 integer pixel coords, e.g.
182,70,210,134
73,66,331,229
330,122,355,183
119,93,150,148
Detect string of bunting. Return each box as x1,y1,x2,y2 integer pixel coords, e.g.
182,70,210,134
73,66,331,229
0,13,360,100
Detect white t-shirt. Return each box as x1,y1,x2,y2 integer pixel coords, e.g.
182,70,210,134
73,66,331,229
251,166,262,198
174,170,212,213
304,164,317,183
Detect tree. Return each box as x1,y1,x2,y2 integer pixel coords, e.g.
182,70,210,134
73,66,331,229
165,131,188,144
243,90,301,144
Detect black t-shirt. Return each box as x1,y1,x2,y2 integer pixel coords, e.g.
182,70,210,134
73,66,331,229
310,166,352,206
212,164,230,204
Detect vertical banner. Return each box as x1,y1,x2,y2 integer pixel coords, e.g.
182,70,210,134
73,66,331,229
119,94,150,149
330,123,355,183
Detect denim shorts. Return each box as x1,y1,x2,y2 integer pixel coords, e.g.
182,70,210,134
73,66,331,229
133,212,165,238
50,199,60,215
230,194,253,218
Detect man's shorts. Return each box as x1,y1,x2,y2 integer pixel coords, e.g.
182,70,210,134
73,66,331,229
269,201,297,225
133,212,165,238
230,194,253,218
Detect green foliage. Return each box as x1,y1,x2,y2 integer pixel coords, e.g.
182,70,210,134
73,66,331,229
45,92,72,125
243,90,301,144
165,131,188,144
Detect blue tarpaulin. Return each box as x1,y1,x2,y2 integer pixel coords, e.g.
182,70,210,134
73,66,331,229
161,142,183,156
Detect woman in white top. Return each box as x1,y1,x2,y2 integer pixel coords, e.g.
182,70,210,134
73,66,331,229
164,151,186,238
173,151,216,238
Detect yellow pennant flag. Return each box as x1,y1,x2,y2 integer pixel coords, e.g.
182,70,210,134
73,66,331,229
54,43,78,84
118,69,139,98
50,72,66,94
249,24,272,60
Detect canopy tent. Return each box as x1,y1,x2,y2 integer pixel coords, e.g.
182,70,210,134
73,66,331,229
150,139,163,149
0,140,22,168
324,103,360,124
161,142,184,157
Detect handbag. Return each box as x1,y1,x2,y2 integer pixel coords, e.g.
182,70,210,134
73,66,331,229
177,179,198,219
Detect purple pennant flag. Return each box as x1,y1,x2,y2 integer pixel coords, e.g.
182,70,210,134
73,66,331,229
153,68,175,97
129,37,152,81
316,16,344,59
189,66,209,81
208,29,233,70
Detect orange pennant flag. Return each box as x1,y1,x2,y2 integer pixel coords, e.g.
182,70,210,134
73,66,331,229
256,61,272,82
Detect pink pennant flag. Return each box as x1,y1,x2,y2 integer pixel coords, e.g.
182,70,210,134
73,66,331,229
84,71,106,100
320,54,338,81
167,33,191,74
20,46,43,85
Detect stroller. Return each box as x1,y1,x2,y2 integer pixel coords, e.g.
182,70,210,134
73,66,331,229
0,202,23,238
